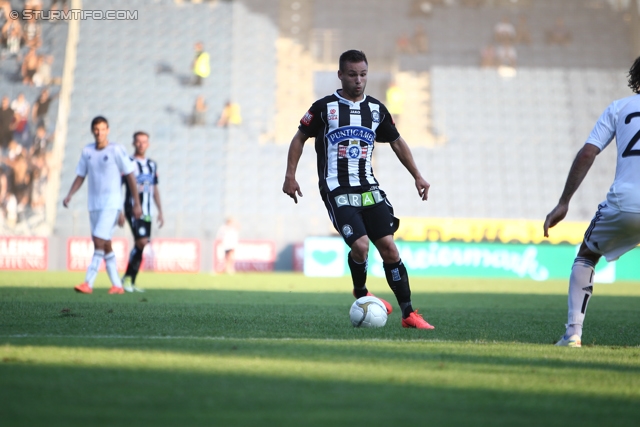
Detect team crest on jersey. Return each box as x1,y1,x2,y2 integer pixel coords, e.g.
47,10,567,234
342,224,353,238
338,143,368,159
301,110,314,126
371,110,380,123
103,155,108,161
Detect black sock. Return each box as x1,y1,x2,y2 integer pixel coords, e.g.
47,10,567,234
384,259,413,318
125,246,144,283
400,302,413,318
348,251,368,298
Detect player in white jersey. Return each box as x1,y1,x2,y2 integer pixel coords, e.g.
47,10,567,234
544,56,640,347
119,131,164,292
63,116,142,294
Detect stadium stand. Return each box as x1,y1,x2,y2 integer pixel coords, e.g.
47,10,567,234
54,0,331,245
44,0,635,268
0,0,66,236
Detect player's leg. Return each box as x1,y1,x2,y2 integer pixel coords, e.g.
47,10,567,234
123,237,148,292
557,205,640,346
556,242,600,347
349,235,371,297
372,235,408,310
372,235,432,329
123,218,151,292
225,249,236,274
349,235,394,315
324,194,367,292
75,210,106,293
91,209,124,294
365,202,433,328
75,212,104,293
322,193,393,312
99,238,124,294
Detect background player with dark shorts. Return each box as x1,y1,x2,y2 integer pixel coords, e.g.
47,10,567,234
282,50,435,329
119,131,164,292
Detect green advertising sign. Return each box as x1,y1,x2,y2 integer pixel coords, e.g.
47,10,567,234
303,237,640,282
366,241,640,282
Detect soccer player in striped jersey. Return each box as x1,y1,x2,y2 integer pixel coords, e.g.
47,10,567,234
544,56,640,347
119,131,164,292
63,116,141,294
282,50,434,329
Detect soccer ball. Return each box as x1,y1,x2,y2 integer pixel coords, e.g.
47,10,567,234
349,296,388,328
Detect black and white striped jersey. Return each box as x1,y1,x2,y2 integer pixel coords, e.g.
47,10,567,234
123,157,158,220
298,90,400,194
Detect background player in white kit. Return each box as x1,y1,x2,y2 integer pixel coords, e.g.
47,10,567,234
544,56,640,347
63,116,142,294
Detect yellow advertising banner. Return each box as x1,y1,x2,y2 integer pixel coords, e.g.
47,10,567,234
396,218,589,245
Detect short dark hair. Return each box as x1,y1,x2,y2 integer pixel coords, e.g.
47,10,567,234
91,116,108,129
628,56,640,94
133,131,149,141
339,50,368,71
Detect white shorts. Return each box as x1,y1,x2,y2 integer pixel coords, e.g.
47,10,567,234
89,209,120,241
584,203,640,262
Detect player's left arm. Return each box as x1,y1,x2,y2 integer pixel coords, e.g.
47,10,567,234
124,172,142,219
389,136,430,201
153,185,164,228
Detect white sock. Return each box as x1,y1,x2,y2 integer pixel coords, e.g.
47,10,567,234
85,249,104,287
565,257,595,338
104,251,122,288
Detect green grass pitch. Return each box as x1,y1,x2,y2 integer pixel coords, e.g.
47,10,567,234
1,271,639,426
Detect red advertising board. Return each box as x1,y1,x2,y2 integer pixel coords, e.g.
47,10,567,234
213,240,276,273
0,236,47,270
145,238,200,273
67,237,129,271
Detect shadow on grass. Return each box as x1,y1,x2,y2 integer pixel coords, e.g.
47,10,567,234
1,362,638,427
0,288,639,346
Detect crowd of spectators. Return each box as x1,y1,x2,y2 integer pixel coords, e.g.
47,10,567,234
396,25,429,55
0,0,60,86
479,14,573,73
395,4,575,73
0,1,61,232
0,89,55,230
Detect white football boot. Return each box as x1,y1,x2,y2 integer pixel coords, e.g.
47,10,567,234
555,334,582,347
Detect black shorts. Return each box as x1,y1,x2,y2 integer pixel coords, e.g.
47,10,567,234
323,188,400,247
126,215,152,240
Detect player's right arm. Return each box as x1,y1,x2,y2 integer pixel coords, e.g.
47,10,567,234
124,172,142,219
63,175,85,208
543,143,600,236
544,100,620,237
282,129,309,204
64,148,89,207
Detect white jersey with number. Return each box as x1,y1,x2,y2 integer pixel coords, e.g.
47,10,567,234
75,142,135,211
585,94,640,213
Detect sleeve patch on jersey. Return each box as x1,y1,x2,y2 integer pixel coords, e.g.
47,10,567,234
300,110,314,126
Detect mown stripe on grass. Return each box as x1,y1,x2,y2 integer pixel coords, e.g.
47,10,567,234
1,343,639,400
3,271,640,296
